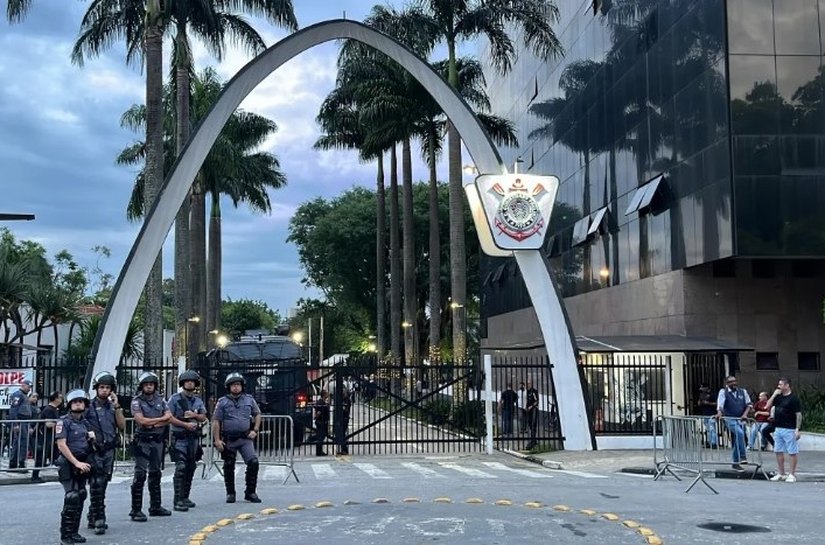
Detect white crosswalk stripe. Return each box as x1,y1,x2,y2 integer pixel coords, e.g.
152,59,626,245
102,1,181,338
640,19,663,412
481,461,553,478
401,462,445,478
263,465,288,482
438,462,496,478
353,463,391,479
311,463,336,479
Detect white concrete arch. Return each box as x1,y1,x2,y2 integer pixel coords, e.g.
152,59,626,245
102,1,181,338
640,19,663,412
89,19,594,450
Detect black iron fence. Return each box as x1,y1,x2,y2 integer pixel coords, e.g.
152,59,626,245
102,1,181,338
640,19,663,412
581,353,672,434
485,353,563,452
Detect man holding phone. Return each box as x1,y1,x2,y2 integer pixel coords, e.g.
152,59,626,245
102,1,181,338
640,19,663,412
766,378,803,483
85,371,125,535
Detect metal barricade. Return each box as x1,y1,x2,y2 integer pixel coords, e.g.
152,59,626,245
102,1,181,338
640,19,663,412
1,418,60,473
654,415,770,493
204,414,298,484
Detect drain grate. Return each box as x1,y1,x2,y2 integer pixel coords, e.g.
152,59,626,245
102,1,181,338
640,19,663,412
697,522,771,534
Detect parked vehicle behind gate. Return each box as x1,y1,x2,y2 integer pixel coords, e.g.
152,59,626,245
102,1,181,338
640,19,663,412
199,335,314,448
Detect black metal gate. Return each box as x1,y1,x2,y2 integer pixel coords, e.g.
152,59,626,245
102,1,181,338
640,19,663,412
197,354,486,456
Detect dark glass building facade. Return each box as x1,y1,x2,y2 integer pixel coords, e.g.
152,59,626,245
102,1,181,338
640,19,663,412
481,0,825,388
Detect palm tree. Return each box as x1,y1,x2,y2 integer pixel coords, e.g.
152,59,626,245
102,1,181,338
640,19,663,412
71,0,168,365
4,0,34,22
172,1,296,356
408,0,562,363
315,86,388,360
117,68,287,352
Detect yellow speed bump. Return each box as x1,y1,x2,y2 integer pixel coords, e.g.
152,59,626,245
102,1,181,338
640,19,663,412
190,533,208,541
433,497,452,504
286,504,306,511
236,513,254,520
372,498,390,504
200,525,219,533
402,497,420,503
579,509,597,516
623,520,641,529
465,498,484,504
525,501,543,509
315,501,334,508
638,528,655,537
189,541,203,545
216,519,234,527
344,500,360,505
552,505,571,512
646,536,664,545
602,513,620,521
260,508,279,515
495,499,513,506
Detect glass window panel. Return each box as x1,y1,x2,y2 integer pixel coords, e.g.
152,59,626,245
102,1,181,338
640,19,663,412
777,56,825,134
774,0,820,55
729,55,779,135
733,136,781,176
727,0,775,55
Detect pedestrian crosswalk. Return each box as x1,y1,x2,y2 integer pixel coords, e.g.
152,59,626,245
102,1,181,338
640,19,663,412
33,459,605,488
201,459,557,483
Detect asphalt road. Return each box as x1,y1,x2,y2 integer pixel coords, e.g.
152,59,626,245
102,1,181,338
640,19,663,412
5,452,824,544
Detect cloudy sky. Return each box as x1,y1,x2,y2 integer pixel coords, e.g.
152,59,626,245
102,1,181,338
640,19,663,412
0,0,450,317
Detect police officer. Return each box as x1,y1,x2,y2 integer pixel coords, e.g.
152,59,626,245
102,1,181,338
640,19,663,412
8,378,34,469
313,389,330,456
55,389,94,545
167,370,207,512
129,372,172,521
85,371,125,535
211,373,262,503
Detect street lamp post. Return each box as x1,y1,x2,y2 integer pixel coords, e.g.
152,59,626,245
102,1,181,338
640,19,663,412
185,316,200,366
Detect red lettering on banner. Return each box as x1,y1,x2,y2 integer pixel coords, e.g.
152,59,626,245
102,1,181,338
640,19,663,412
0,372,26,385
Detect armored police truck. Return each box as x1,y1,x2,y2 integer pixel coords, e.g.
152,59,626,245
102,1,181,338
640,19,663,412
200,335,314,448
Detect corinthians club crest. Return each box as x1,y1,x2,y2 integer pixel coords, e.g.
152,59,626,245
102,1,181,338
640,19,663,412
475,173,559,251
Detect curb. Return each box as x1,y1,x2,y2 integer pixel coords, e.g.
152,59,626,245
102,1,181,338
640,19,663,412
0,473,60,486
500,448,565,470
620,467,656,476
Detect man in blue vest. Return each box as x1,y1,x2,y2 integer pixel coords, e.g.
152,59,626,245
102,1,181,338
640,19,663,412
8,378,34,470
716,375,752,470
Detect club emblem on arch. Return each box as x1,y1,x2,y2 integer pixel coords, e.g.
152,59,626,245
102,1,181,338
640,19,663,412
476,174,559,251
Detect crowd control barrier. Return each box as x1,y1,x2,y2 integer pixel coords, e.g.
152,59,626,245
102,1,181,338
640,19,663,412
204,414,298,484
654,415,770,493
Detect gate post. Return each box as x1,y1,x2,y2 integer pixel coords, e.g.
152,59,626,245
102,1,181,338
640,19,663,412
484,354,493,455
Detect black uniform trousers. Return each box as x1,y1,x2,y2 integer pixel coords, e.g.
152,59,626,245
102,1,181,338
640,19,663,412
58,456,89,541
131,435,165,512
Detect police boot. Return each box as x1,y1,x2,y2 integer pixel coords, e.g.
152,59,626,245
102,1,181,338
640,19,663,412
148,472,172,516
60,507,75,545
244,459,261,503
70,510,87,543
224,460,236,503
129,474,148,522
182,463,197,508
173,464,189,512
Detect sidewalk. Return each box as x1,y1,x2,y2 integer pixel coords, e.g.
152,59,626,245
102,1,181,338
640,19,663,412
512,448,825,482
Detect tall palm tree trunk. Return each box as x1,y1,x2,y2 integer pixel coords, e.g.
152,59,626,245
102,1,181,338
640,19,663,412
375,154,387,359
207,191,222,336
426,124,441,363
190,172,207,359
174,19,192,361
389,145,402,365
446,40,467,371
401,137,416,367
143,2,165,367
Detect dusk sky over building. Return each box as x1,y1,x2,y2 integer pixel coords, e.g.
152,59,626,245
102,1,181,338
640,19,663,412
1,0,451,317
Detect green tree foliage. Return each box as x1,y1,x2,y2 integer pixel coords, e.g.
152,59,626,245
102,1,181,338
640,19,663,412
220,298,281,339
287,183,479,355
0,229,85,363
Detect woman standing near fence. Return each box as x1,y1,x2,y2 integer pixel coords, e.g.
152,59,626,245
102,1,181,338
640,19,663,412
55,389,94,545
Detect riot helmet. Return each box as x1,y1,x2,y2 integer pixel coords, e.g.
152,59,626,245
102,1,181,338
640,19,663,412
93,371,117,390
66,389,90,411
178,370,201,388
138,371,160,393
225,372,245,389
